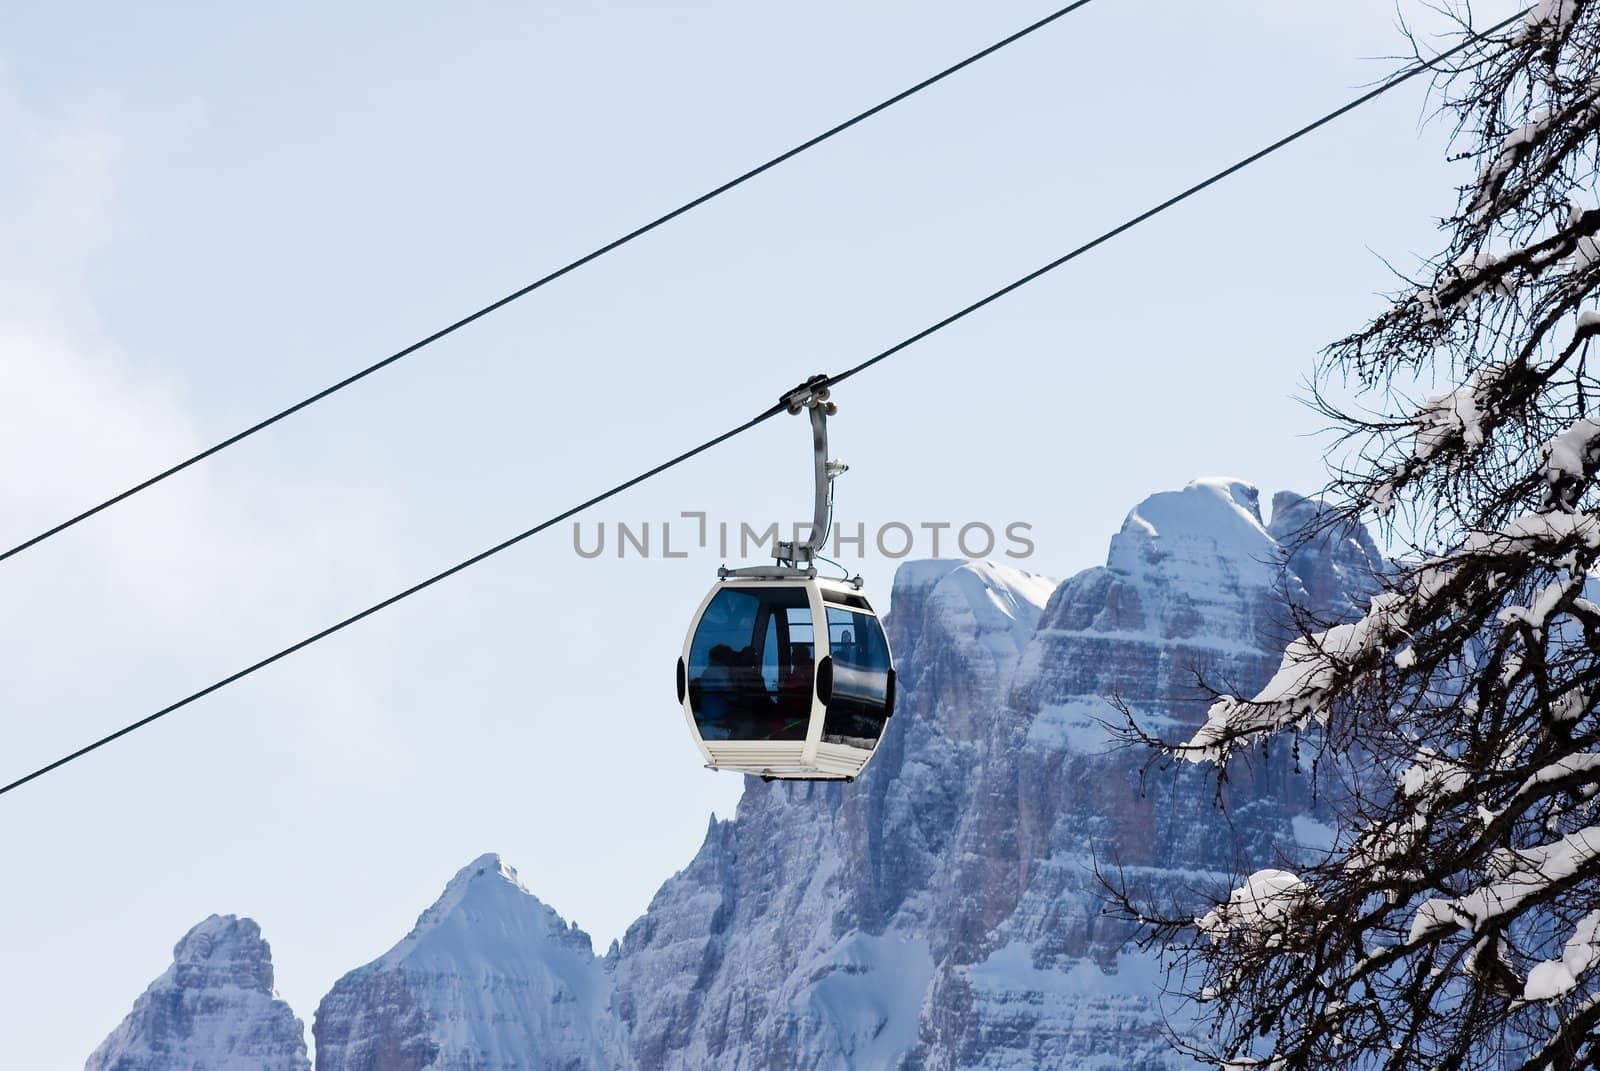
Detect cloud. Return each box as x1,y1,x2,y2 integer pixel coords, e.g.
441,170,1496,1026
0,69,130,317
0,322,296,623
0,74,263,623
0,75,394,676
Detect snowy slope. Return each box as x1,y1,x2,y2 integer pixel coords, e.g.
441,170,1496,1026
313,854,632,1071
86,915,310,1071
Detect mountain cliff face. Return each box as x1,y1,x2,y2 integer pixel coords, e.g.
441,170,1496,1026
88,479,1385,1071
908,480,1377,1070
312,854,631,1071
86,914,311,1071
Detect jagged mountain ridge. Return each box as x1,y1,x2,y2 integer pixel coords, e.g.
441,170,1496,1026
87,479,1385,1070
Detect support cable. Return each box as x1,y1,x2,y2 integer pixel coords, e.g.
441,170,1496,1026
0,10,1526,798
0,0,1103,566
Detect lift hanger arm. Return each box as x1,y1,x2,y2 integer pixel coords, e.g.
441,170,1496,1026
775,376,843,567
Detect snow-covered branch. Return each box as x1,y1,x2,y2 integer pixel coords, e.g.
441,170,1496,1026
1127,7,1600,1066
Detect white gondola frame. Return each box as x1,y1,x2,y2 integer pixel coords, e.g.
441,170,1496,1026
678,574,892,781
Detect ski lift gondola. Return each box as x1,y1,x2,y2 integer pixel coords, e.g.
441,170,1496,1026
677,377,896,781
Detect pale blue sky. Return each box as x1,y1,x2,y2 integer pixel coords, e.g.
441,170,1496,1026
1,1,1513,1064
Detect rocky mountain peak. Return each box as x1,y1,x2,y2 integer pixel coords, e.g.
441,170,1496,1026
1046,477,1376,652
377,851,595,968
1106,477,1278,588
168,914,276,993
86,915,309,1071
314,853,631,1071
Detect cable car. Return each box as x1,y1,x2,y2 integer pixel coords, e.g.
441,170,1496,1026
676,377,896,781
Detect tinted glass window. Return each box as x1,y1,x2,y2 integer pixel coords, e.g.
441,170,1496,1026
688,587,815,742
821,608,892,747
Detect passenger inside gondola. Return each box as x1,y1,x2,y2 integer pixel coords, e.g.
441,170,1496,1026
695,644,740,726
774,644,814,730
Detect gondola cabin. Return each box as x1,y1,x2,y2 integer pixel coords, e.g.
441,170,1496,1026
677,571,895,781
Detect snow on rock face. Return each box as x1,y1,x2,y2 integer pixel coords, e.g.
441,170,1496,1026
883,557,972,690
313,853,632,1071
889,482,1375,1069
889,559,1056,740
86,915,310,1071
926,561,1056,672
1103,478,1282,644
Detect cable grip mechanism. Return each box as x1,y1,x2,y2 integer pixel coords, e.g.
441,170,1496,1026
775,375,845,569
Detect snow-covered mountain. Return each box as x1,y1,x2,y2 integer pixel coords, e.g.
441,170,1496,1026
313,854,632,1071
88,478,1384,1071
86,915,311,1071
